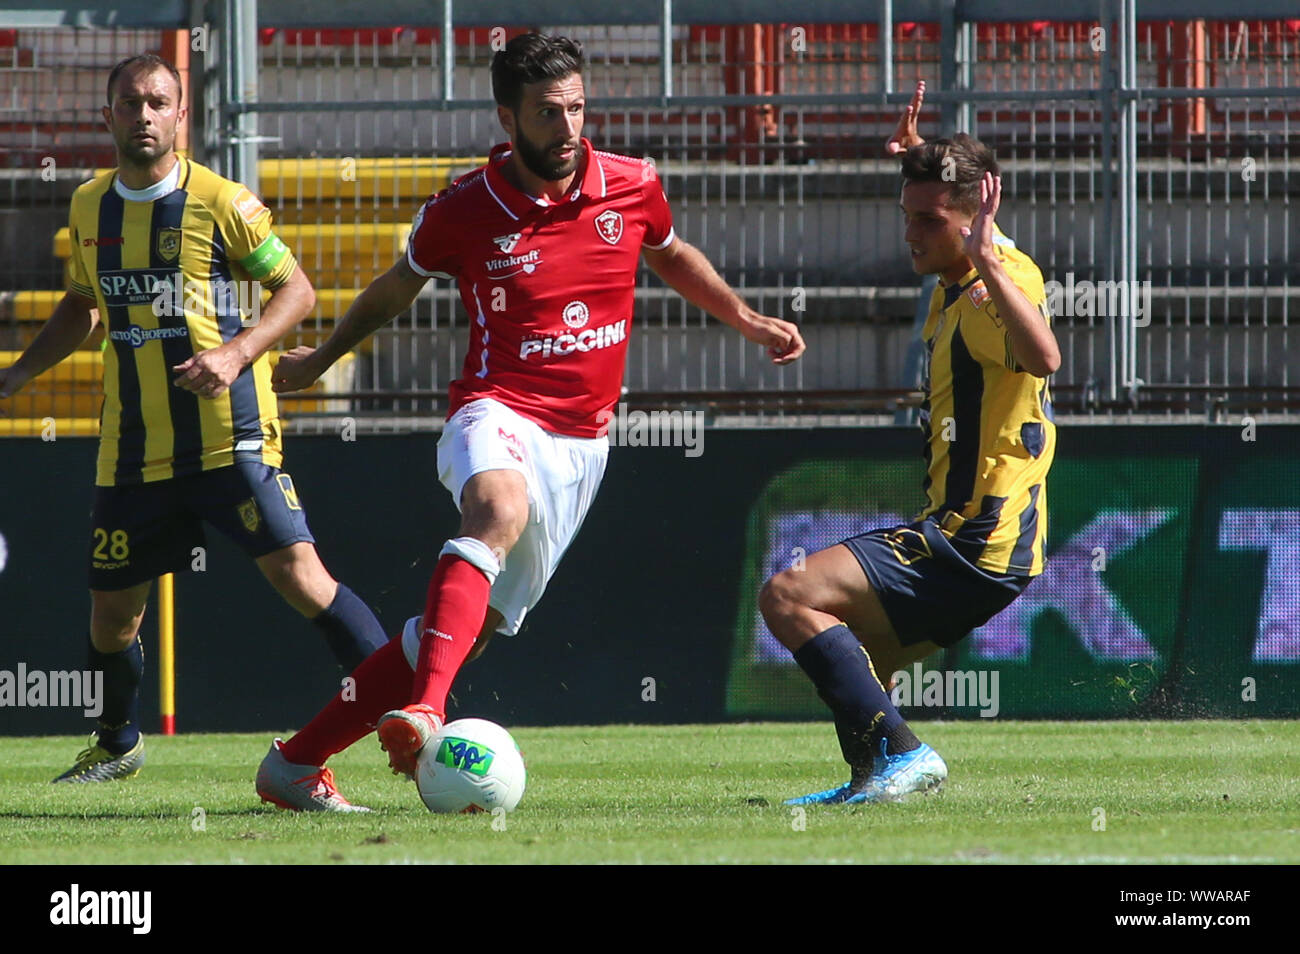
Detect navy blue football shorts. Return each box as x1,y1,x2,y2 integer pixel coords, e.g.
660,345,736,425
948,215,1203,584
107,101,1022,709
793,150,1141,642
88,462,315,590
841,517,1032,648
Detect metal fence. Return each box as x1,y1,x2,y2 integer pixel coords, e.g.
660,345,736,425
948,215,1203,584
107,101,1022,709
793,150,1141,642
1,1,1298,433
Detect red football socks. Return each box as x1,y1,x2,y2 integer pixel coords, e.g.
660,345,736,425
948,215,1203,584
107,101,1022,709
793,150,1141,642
279,554,491,768
411,554,491,714
280,634,413,768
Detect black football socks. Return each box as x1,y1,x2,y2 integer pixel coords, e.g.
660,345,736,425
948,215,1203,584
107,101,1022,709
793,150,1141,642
793,624,921,777
312,583,389,672
88,634,143,754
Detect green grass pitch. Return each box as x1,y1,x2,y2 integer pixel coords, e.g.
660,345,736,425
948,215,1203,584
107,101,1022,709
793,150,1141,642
3,721,1297,864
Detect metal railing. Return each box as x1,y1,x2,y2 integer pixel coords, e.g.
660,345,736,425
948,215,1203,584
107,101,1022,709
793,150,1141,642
1,1,1297,431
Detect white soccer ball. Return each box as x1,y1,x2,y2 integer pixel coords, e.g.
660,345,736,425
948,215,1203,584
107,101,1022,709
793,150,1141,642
416,718,527,814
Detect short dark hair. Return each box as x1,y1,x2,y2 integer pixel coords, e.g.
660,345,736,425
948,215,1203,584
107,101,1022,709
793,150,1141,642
106,54,183,106
899,134,999,215
490,34,584,112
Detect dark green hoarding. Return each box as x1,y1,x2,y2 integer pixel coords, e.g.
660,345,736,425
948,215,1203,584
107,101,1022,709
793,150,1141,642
2,427,1296,733
728,447,1300,718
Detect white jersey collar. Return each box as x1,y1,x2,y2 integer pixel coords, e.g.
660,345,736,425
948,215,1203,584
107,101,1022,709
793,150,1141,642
114,158,181,202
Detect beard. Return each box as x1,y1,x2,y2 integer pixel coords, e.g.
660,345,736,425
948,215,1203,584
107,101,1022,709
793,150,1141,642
513,128,583,182
117,130,172,167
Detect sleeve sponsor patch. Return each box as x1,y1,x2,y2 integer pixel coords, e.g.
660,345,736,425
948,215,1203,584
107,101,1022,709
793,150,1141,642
233,187,269,224
967,280,990,307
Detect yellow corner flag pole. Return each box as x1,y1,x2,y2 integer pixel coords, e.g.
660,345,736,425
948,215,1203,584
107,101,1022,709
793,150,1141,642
158,573,176,734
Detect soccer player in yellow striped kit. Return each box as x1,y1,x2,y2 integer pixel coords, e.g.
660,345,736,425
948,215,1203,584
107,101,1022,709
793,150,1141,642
0,55,387,791
761,83,1060,803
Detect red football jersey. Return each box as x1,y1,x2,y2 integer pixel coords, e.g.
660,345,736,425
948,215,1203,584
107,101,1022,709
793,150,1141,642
406,138,675,437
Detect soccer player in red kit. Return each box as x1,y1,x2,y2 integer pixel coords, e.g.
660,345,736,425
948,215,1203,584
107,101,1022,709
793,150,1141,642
255,33,804,810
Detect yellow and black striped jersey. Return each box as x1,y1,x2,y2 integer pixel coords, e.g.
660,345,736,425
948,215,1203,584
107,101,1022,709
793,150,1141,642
917,240,1056,577
66,156,296,486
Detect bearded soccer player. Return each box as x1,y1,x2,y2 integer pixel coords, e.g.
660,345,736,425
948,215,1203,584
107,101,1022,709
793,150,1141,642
256,33,804,810
760,86,1059,804
0,54,388,784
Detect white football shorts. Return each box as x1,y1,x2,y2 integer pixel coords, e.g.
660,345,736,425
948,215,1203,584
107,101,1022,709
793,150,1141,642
402,396,608,665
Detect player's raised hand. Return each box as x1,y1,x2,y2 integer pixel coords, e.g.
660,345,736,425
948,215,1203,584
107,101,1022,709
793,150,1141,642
0,365,31,415
271,345,324,393
960,172,1001,264
172,343,245,399
0,365,27,398
742,315,806,365
886,80,927,156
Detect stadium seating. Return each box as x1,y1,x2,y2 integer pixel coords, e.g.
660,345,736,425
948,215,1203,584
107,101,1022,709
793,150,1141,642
53,218,413,292
1,287,369,350
4,20,1297,420
29,154,484,346
0,347,356,437
3,152,470,434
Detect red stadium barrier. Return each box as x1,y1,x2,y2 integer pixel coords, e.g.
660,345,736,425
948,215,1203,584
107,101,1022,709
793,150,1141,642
257,26,535,47
7,20,1297,172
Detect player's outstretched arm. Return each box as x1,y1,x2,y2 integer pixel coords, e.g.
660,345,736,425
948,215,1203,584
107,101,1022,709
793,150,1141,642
642,238,805,365
273,256,427,393
962,173,1061,377
173,264,316,399
0,290,99,411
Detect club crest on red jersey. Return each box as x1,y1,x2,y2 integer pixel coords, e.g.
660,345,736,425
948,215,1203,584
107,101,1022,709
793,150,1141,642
493,233,522,254
594,210,623,245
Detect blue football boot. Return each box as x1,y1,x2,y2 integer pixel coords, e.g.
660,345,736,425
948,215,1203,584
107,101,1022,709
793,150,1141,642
844,740,947,804
784,782,859,806
784,761,877,806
